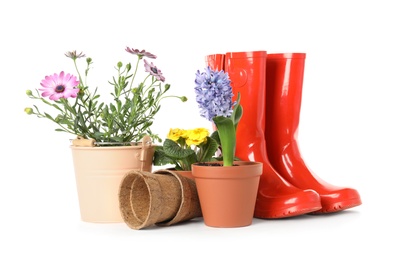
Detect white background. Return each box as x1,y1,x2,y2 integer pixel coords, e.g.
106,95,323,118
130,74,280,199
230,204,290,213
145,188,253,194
1,0,395,259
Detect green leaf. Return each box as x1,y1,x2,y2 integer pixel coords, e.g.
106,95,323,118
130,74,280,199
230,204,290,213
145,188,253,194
163,139,195,159
197,136,218,162
232,92,243,127
153,148,178,166
210,131,220,145
109,103,117,113
213,116,235,166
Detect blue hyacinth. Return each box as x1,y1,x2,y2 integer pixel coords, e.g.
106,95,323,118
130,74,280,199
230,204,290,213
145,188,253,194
193,66,242,167
194,66,235,122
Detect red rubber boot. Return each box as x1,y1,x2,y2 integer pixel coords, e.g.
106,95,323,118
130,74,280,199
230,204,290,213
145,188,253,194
206,51,321,218
265,53,362,214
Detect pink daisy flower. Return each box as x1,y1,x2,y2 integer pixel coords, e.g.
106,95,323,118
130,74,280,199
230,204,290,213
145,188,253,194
144,59,165,82
39,71,80,101
125,47,157,59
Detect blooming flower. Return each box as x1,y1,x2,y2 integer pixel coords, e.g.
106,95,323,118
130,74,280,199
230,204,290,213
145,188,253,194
185,128,209,146
144,59,165,82
153,128,219,171
194,66,235,121
194,66,242,167
125,47,157,59
39,71,80,101
65,51,86,60
167,128,186,141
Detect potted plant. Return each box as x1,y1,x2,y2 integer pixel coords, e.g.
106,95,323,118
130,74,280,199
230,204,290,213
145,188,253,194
191,66,263,228
24,47,187,223
153,127,219,179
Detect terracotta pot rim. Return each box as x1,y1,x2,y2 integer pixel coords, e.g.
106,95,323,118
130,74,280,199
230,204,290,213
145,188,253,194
191,161,263,179
192,161,262,167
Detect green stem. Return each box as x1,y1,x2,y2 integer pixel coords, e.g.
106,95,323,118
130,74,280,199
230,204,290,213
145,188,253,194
213,116,235,166
129,57,141,90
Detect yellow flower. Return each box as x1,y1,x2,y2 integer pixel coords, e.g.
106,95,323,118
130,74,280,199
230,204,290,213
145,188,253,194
185,128,209,146
154,127,218,171
167,128,186,142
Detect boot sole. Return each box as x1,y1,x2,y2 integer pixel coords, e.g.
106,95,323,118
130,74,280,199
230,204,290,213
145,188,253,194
254,204,322,219
309,198,362,214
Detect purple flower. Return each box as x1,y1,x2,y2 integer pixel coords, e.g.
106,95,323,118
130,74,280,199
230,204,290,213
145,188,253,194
144,59,165,82
125,47,157,59
39,71,80,101
65,51,86,60
194,66,234,121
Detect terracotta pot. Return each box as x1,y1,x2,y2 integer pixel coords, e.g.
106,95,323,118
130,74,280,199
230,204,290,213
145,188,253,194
70,138,155,223
192,161,263,228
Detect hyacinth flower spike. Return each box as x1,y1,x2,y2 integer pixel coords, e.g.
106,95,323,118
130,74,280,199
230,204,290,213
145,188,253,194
194,66,242,166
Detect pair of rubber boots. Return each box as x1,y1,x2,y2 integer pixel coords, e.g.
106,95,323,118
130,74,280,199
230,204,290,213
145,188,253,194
206,51,362,218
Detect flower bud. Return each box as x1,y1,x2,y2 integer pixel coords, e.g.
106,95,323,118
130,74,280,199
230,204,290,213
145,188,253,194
117,62,123,68
26,90,32,96
24,108,33,115
181,96,188,102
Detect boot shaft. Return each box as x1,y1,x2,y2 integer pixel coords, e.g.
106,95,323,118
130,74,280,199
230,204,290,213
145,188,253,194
205,54,225,71
266,53,306,137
